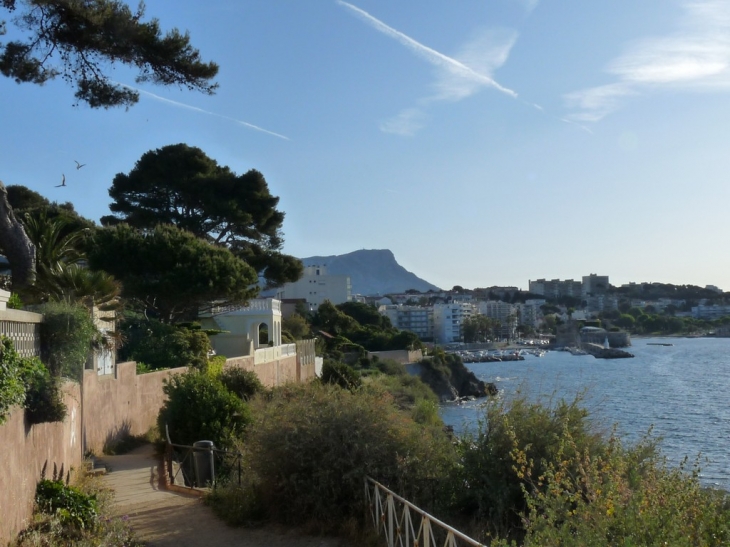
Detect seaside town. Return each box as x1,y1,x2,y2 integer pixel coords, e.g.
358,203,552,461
3,2,730,546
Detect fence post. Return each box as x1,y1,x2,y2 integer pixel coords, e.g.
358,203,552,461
387,493,394,547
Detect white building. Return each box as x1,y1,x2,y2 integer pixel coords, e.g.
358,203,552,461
379,305,434,340
433,302,475,344
476,300,517,339
515,299,546,328
692,304,730,320
275,265,351,309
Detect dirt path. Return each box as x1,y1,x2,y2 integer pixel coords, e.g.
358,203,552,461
99,445,354,547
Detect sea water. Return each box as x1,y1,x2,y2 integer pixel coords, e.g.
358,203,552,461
440,337,730,490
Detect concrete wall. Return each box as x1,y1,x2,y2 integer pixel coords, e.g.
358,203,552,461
0,382,82,546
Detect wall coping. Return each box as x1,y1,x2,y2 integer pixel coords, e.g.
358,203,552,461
0,308,44,323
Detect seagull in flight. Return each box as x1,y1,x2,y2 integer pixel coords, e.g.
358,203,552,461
74,160,86,170
55,174,66,187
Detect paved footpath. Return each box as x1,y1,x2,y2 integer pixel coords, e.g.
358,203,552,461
99,445,354,547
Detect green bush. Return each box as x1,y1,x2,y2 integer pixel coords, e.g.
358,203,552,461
0,336,27,423
21,357,67,424
119,315,210,371
375,358,406,376
157,370,250,449
40,301,98,380
492,432,730,546
320,359,361,391
240,382,457,532
8,292,23,309
219,367,264,401
454,391,605,537
16,465,143,546
365,371,439,414
35,479,98,530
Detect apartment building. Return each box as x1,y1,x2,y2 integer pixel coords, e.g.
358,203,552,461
379,305,434,340
528,278,582,299
432,302,475,344
275,265,351,309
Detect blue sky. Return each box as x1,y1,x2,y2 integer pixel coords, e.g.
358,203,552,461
3,0,730,292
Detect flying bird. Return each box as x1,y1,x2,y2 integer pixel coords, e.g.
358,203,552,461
74,160,86,169
55,174,66,187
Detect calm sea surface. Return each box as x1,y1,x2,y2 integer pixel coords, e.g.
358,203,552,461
439,337,730,490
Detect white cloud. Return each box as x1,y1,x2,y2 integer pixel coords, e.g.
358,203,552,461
564,83,635,122
379,108,428,136
565,0,730,121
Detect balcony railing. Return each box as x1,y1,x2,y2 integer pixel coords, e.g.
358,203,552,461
207,299,282,315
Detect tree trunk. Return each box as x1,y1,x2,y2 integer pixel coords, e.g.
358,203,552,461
0,181,36,288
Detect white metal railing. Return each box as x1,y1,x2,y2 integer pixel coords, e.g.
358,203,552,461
365,477,484,547
208,298,282,315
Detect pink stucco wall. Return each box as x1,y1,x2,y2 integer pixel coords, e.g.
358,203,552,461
2,347,315,544
0,382,82,546
81,362,187,455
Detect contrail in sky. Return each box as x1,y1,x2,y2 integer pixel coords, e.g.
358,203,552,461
337,1,517,98
121,84,290,141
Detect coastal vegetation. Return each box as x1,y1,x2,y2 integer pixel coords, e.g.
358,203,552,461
200,372,730,545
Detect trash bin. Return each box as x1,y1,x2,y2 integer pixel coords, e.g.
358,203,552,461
192,440,215,487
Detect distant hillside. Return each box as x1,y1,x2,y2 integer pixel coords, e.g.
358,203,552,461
301,249,440,296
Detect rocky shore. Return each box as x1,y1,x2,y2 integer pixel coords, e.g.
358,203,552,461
408,354,498,402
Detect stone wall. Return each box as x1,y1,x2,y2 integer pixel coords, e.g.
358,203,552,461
0,382,82,546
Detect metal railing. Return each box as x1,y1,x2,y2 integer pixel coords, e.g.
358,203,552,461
164,428,242,489
365,477,484,547
165,442,242,489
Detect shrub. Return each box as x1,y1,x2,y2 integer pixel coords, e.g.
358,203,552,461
21,357,67,424
240,382,457,532
375,358,406,376
320,359,361,391
8,292,23,309
454,391,605,537
0,336,26,423
40,301,98,380
157,370,250,449
219,367,264,401
35,479,98,530
493,432,730,546
119,315,210,371
365,371,439,414
16,464,143,546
